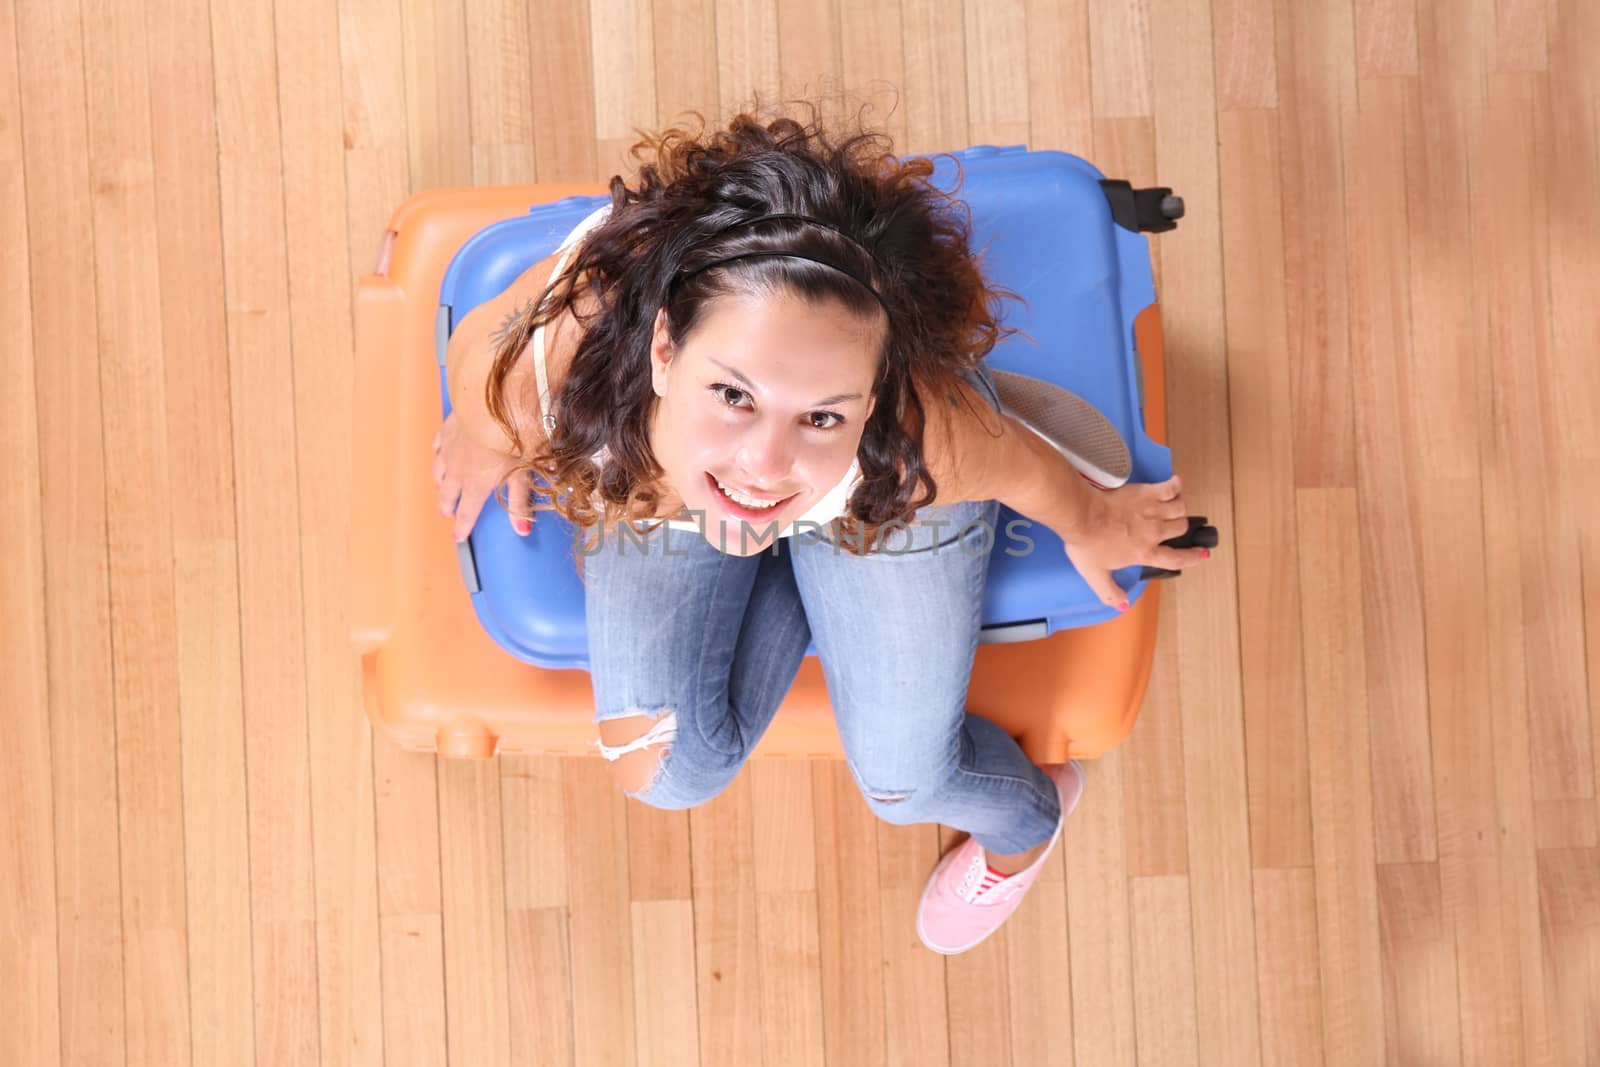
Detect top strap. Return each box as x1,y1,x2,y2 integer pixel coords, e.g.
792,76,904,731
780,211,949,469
533,204,614,433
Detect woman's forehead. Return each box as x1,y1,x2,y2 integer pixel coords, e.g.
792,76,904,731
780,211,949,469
685,292,884,373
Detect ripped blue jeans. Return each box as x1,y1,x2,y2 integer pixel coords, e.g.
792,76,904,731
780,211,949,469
581,495,1063,856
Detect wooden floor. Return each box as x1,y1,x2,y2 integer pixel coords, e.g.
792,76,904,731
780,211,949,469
4,0,1598,1063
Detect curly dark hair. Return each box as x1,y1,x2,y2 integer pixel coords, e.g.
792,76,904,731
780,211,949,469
485,97,1021,555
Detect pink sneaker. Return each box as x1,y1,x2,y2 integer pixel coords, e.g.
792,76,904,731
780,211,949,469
915,761,1086,955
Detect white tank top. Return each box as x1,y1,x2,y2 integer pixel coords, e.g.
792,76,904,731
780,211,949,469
530,204,861,537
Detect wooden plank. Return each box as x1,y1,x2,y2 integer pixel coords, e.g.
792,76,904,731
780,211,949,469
1475,461,1553,1065
530,0,599,180
0,3,62,1060
653,0,719,127
13,1,126,1062
438,761,512,1065
81,0,194,1060
689,773,762,1067
1148,10,1262,1061
839,3,908,150
144,0,256,1062
273,0,387,1061
630,900,701,1067
713,0,781,123
463,0,536,183
962,0,1028,145
171,542,256,1067
751,760,817,895
564,756,638,1067
1420,469,1535,1066
379,911,448,1067
945,908,1012,1065
1355,0,1419,78
902,0,969,153
628,801,694,903
1347,75,1437,865
1004,847,1073,1067
1376,862,1461,1065
1477,73,1593,848
1130,875,1199,1067
337,0,412,260
1402,2,1481,482
1023,0,1092,155
1590,523,1600,869
1211,0,1278,109
1490,0,1548,73
503,759,570,909
1546,2,1600,861
876,822,950,1067
374,746,448,1067
755,892,827,1067
813,761,887,1065
400,0,472,186
1275,0,1358,489
341,1,440,1058
1252,868,1325,1064
1087,0,1152,117
507,908,576,1067
1537,848,1600,1067
1120,585,1188,878
1297,488,1385,1063
1064,750,1136,1066
775,0,842,125
1217,108,1312,872
589,0,658,177
210,0,324,1059
1544,0,1600,471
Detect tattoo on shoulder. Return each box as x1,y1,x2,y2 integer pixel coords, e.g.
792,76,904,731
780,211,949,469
489,298,535,346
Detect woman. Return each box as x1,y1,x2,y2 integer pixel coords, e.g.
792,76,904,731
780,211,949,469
432,104,1206,953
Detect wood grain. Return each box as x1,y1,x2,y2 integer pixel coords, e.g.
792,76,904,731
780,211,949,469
10,2,1596,1062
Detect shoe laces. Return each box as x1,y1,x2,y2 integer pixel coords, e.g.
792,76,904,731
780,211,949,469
955,854,1023,906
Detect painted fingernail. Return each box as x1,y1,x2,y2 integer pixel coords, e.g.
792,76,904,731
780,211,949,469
1117,601,1130,612
1202,549,1211,559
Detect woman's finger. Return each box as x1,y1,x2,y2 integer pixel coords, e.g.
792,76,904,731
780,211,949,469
453,483,491,543
1158,515,1192,541
1156,497,1187,521
506,470,534,535
1149,545,1208,570
437,480,461,518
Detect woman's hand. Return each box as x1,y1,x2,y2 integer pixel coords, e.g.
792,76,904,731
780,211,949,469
1062,475,1210,610
431,410,536,543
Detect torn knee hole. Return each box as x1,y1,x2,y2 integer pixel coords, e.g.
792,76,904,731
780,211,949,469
864,789,911,804
596,711,677,795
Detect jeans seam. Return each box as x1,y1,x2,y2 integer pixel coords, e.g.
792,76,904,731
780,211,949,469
690,548,746,757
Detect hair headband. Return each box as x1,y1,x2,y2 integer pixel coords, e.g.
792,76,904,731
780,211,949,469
671,212,891,317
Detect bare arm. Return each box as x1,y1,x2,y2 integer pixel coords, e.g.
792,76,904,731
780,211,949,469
443,255,563,454
433,253,589,541
921,377,1206,607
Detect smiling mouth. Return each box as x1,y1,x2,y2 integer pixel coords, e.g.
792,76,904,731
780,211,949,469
705,472,799,515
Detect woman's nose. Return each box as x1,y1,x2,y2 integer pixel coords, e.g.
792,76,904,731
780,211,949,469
736,423,793,486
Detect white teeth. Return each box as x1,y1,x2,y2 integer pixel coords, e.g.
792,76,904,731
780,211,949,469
715,477,782,510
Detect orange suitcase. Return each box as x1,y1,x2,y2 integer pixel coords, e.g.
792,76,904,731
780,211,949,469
352,177,1171,762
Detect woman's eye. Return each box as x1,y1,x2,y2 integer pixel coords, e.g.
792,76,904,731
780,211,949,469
710,383,844,430
712,383,751,408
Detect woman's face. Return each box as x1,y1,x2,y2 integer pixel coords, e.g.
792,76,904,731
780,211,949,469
648,290,884,556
